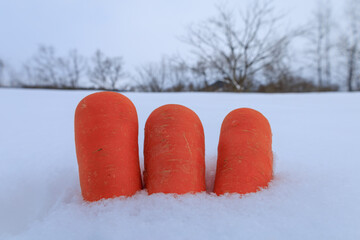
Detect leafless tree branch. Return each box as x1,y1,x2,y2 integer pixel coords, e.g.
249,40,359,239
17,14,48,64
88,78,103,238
184,0,294,91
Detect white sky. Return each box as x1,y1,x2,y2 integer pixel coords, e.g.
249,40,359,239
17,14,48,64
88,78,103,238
0,0,344,70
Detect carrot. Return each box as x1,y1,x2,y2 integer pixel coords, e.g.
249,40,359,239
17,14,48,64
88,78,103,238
144,104,206,194
74,91,142,201
213,108,273,195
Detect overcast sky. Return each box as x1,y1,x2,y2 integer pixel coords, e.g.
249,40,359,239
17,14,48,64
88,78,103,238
0,0,344,70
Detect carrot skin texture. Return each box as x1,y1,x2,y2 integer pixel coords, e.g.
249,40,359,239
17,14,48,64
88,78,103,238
144,104,206,194
214,108,273,195
75,92,142,201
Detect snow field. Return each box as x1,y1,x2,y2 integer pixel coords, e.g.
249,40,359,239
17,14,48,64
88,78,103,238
0,89,360,239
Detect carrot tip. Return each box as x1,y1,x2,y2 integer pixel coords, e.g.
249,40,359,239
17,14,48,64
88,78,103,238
144,104,206,195
214,108,273,195
75,92,142,201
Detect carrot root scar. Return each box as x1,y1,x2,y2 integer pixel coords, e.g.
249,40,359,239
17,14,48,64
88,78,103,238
213,108,273,195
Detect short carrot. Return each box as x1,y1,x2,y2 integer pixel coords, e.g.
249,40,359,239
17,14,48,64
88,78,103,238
213,108,273,195
74,92,142,201
144,104,206,194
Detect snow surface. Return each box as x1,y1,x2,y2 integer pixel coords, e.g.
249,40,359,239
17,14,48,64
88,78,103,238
1,89,360,239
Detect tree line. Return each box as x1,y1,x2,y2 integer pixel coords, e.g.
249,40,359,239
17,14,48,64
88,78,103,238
1,0,360,92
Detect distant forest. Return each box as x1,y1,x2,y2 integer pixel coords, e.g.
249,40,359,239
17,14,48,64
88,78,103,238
1,0,360,93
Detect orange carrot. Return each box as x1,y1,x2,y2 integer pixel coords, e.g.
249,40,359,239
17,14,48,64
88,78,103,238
74,92,142,201
213,108,273,195
144,104,206,194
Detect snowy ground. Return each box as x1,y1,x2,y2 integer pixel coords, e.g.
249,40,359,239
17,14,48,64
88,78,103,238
1,89,360,239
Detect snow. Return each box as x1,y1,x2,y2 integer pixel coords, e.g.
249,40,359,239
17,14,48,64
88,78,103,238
1,89,360,239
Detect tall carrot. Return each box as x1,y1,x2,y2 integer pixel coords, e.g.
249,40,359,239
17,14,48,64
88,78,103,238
214,108,273,195
144,104,206,194
75,92,142,201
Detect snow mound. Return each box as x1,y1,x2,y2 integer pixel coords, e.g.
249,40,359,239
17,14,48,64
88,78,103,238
1,89,360,239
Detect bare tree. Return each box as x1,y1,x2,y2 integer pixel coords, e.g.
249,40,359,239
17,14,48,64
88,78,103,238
260,53,334,93
184,0,293,91
167,57,194,91
135,56,193,92
0,61,23,88
57,50,86,88
136,59,168,92
260,36,310,92
23,46,86,88
339,0,360,91
261,39,293,90
189,60,211,88
88,50,125,90
306,0,333,88
0,59,4,87
24,46,61,87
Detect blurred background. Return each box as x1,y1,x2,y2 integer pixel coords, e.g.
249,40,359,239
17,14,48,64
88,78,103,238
0,0,359,93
